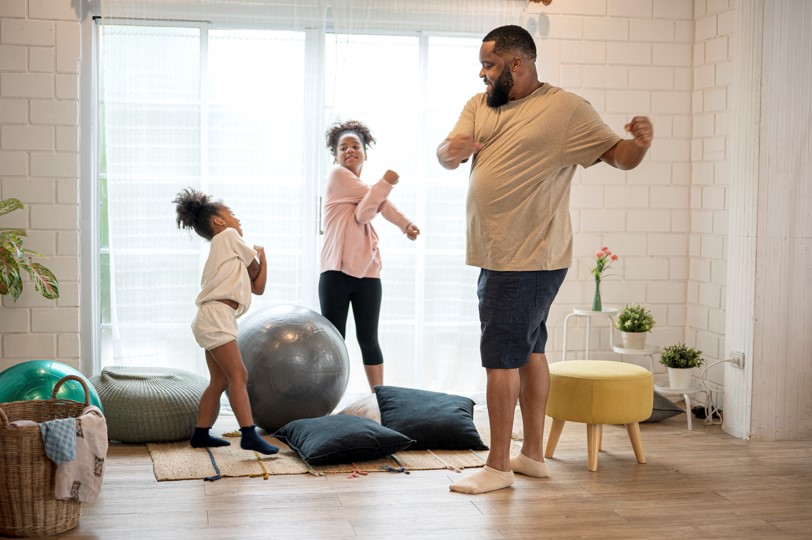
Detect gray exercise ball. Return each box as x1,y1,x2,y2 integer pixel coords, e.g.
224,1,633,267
236,304,350,431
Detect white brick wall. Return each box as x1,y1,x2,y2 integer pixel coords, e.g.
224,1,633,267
2,125,54,150
528,0,696,377
0,0,80,370
685,0,734,392
28,46,53,72
530,0,733,400
0,19,55,46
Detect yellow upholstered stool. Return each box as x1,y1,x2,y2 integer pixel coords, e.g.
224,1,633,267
545,360,653,472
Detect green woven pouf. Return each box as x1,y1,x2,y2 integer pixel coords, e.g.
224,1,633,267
89,367,218,443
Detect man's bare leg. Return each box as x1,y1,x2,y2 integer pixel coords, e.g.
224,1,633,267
511,352,550,477
449,368,519,494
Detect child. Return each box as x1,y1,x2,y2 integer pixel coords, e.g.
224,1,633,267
174,188,278,455
319,120,420,392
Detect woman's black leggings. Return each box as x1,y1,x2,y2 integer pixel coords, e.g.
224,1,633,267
318,270,383,365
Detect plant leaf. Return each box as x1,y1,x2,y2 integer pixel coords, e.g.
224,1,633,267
23,262,60,300
0,199,59,302
21,247,46,258
1,231,25,259
0,250,24,301
0,229,27,241
0,198,24,218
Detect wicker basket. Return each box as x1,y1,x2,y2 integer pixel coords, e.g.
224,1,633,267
0,375,90,537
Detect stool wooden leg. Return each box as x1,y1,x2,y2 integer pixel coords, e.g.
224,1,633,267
597,424,603,452
586,424,601,471
545,418,565,459
625,422,646,464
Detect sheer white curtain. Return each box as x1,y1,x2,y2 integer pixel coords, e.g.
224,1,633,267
330,0,527,34
95,0,527,394
323,1,525,393
97,0,327,25
98,1,327,373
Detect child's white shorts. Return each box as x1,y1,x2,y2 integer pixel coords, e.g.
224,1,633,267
192,301,238,351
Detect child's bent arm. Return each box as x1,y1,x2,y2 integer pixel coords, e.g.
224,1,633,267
355,177,395,224
249,245,267,295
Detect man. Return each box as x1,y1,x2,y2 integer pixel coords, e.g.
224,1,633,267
436,25,652,494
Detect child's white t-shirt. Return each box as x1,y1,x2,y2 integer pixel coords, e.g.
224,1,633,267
195,227,257,317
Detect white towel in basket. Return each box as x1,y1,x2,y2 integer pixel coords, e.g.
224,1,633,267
55,406,108,503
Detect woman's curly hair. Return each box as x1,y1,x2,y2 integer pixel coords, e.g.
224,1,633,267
325,119,376,157
173,187,222,241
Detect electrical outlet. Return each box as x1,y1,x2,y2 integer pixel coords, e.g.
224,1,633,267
730,351,745,369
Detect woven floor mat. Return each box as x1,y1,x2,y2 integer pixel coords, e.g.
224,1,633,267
147,434,491,481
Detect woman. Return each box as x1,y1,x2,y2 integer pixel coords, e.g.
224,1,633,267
319,120,420,392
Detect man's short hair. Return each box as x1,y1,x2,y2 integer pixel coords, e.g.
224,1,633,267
483,25,537,61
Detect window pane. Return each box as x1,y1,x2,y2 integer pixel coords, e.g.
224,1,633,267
324,33,422,241
99,174,109,249
100,252,111,324
101,24,202,253
424,36,483,252
101,26,201,103
207,29,309,310
423,255,480,323
98,24,487,393
323,33,484,391
99,25,310,373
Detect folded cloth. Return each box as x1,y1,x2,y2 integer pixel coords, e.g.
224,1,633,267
55,406,109,502
10,420,39,428
39,417,77,464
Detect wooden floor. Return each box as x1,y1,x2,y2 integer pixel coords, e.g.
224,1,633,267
7,407,812,540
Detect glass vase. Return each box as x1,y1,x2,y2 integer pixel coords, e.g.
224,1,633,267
591,277,602,311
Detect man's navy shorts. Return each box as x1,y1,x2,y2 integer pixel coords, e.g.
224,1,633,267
477,268,568,369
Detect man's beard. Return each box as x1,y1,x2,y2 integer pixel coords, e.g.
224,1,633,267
486,68,513,108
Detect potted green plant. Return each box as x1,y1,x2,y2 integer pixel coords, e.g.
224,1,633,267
659,342,703,389
614,303,655,349
1,198,60,302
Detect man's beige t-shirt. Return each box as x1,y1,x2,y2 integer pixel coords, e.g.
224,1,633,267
449,84,620,271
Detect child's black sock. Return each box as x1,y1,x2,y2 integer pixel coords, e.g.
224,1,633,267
240,425,279,455
190,426,231,448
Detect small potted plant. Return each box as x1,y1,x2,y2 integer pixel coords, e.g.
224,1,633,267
1,197,60,302
614,304,655,349
659,342,704,389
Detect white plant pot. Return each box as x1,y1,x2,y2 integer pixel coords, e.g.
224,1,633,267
620,331,647,349
667,367,693,389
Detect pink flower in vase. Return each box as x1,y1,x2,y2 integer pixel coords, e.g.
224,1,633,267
591,246,618,280
590,247,618,311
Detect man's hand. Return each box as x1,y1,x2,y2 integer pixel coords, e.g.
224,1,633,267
447,134,483,160
624,116,653,149
437,134,483,170
602,116,654,170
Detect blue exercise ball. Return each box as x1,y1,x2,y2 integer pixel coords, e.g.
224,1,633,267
0,360,103,410
237,305,350,431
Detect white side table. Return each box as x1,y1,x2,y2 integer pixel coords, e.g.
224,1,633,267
613,346,701,429
654,384,704,431
562,307,618,361
612,344,660,372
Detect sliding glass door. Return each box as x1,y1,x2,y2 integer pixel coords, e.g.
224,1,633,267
98,21,484,393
